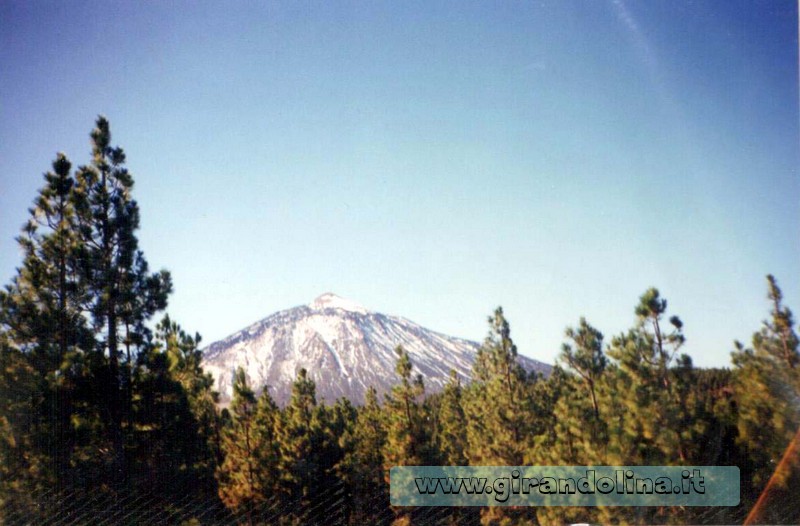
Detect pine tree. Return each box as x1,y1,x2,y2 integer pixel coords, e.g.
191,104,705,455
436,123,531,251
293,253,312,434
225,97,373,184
462,308,539,525
542,323,608,464
161,318,220,450
0,335,42,520
758,275,799,370
0,151,96,515
3,153,91,369
383,346,432,526
72,116,172,477
1,118,219,522
217,367,272,524
464,308,532,466
561,318,606,420
545,319,609,468
337,386,391,525
605,288,686,465
431,370,482,526
152,316,221,492
732,275,800,502
273,368,335,524
528,365,603,526
252,386,282,522
600,289,690,524
322,396,356,475
436,370,468,466
383,346,428,470
129,333,208,520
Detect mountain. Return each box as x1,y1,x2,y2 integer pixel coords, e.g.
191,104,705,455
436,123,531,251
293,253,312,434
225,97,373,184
201,293,552,405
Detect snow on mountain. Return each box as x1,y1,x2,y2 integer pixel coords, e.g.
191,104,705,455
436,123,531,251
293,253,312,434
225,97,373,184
201,293,552,405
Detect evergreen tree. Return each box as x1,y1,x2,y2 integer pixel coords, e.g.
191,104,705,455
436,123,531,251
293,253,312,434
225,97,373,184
0,151,96,515
463,308,538,525
541,318,608,472
72,116,172,476
160,317,221,453
605,288,686,465
383,346,432,526
274,368,336,524
383,346,429,469
600,289,689,524
530,365,603,526
732,275,800,502
2,153,90,370
0,336,42,520
436,370,468,466
152,316,222,491
8,135,800,525
760,275,799,370
464,308,532,466
252,386,282,522
0,118,227,522
337,386,391,525
561,317,606,420
217,367,272,524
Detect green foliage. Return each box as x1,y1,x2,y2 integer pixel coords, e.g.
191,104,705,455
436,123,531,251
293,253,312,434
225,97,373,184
274,369,346,524
337,386,390,524
0,341,42,520
561,317,606,419
383,346,430,470
157,315,221,474
462,308,541,525
465,308,533,467
732,275,800,504
435,370,469,466
0,118,221,523
383,346,437,525
217,368,278,521
605,288,687,466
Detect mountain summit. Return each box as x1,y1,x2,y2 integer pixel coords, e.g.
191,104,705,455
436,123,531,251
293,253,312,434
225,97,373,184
309,292,368,314
201,294,551,405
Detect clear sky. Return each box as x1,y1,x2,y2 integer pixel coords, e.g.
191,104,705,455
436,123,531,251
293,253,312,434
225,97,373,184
1,1,798,367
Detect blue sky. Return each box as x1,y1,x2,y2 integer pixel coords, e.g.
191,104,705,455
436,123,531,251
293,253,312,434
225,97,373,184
1,1,797,367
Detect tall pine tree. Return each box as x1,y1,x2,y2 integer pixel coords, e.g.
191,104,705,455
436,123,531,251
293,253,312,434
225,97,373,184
217,367,274,524
337,386,391,525
435,370,468,466
463,308,538,525
274,368,339,524
0,151,94,515
464,308,532,466
72,116,172,477
383,346,433,526
605,288,686,465
732,275,800,502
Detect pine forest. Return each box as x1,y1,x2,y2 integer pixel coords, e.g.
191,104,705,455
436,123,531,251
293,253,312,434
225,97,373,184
1,118,799,525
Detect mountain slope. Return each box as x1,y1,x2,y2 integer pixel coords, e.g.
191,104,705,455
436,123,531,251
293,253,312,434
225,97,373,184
202,293,551,405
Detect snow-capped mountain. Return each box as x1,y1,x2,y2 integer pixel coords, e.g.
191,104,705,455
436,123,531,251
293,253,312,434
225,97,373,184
201,293,551,405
